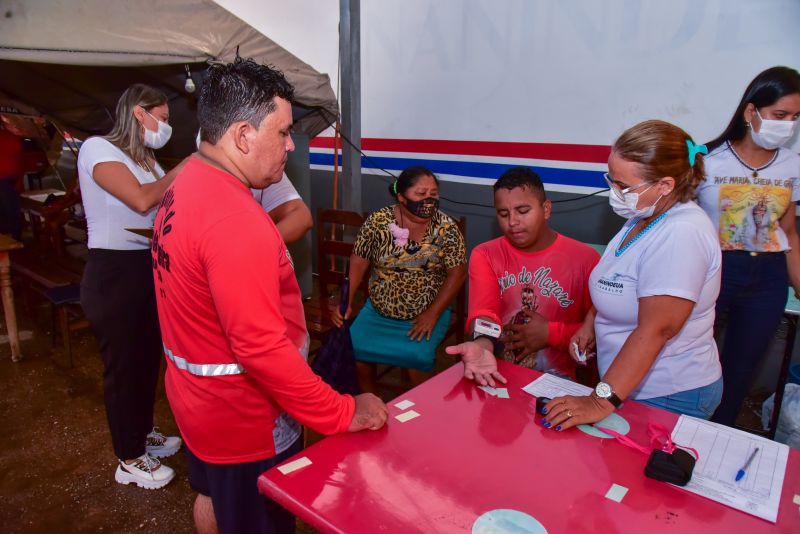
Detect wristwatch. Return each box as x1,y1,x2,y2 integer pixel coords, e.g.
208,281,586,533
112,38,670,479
594,381,622,408
472,318,501,344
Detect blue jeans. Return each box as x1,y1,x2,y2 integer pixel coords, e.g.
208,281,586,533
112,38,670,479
711,251,788,426
639,376,723,419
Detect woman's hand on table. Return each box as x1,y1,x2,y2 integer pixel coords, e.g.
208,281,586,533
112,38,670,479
446,341,507,387
542,394,614,431
502,309,549,358
407,308,439,341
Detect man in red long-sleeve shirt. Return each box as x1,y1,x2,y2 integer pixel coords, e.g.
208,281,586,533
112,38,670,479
152,59,387,534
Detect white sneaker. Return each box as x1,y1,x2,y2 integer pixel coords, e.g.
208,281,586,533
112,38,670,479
145,427,182,458
115,453,175,489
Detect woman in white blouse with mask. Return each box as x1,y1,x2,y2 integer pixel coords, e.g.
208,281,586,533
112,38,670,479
696,66,800,426
542,120,723,432
78,84,187,489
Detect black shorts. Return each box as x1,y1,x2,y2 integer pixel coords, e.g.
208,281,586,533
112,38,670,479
185,437,303,534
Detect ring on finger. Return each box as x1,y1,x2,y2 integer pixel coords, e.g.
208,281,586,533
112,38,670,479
567,409,573,418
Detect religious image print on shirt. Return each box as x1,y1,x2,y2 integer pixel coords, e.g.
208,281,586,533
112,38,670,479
502,283,540,367
718,184,789,251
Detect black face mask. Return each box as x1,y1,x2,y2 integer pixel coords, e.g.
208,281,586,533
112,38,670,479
404,197,439,219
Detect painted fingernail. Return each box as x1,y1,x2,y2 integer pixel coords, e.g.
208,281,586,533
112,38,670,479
540,418,547,424
544,422,551,428
541,408,548,414
555,425,562,431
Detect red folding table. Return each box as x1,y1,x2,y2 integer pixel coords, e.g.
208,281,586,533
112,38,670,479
259,361,800,533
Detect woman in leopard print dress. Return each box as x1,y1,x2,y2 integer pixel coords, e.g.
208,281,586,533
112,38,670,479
333,166,467,392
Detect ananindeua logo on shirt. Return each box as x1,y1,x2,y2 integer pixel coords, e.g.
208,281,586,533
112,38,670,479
595,273,624,295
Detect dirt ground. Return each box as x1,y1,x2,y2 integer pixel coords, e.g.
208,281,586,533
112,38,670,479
0,296,424,534
0,310,198,533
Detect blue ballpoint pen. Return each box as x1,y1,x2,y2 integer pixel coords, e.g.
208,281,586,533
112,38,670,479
735,448,759,482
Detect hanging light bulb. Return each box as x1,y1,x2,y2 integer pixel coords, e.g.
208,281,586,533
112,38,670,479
184,64,196,93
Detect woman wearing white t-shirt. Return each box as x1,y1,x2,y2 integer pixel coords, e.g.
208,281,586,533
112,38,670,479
543,120,722,431
696,66,800,426
78,84,186,488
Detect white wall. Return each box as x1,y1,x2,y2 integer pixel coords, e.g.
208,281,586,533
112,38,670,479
360,0,800,147
218,0,800,182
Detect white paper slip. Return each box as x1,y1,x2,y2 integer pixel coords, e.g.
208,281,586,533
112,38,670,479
478,385,498,396
395,410,421,423
495,388,510,399
277,456,312,475
394,399,415,410
670,415,789,523
571,342,588,363
522,373,593,399
605,483,628,503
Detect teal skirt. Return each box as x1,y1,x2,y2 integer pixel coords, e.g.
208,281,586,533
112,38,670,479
350,299,451,372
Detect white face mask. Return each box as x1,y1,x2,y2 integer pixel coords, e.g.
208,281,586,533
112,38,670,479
608,184,662,219
750,109,797,150
143,111,173,149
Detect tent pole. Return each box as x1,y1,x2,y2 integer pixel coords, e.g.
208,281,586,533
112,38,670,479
339,0,361,214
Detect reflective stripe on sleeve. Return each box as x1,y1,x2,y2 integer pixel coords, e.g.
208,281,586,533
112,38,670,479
163,344,245,377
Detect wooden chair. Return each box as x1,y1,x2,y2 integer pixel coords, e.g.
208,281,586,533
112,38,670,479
46,283,87,367
305,208,366,348
39,184,85,258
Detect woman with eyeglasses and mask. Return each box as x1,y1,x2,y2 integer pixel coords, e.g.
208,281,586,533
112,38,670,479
541,120,723,432
332,166,467,392
78,84,187,489
696,66,800,426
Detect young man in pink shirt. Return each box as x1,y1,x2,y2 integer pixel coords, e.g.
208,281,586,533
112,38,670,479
152,59,387,534
447,167,599,384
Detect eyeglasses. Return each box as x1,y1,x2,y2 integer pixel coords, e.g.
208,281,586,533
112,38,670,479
603,173,652,201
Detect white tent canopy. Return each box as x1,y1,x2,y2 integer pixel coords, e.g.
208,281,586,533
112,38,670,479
0,0,338,152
